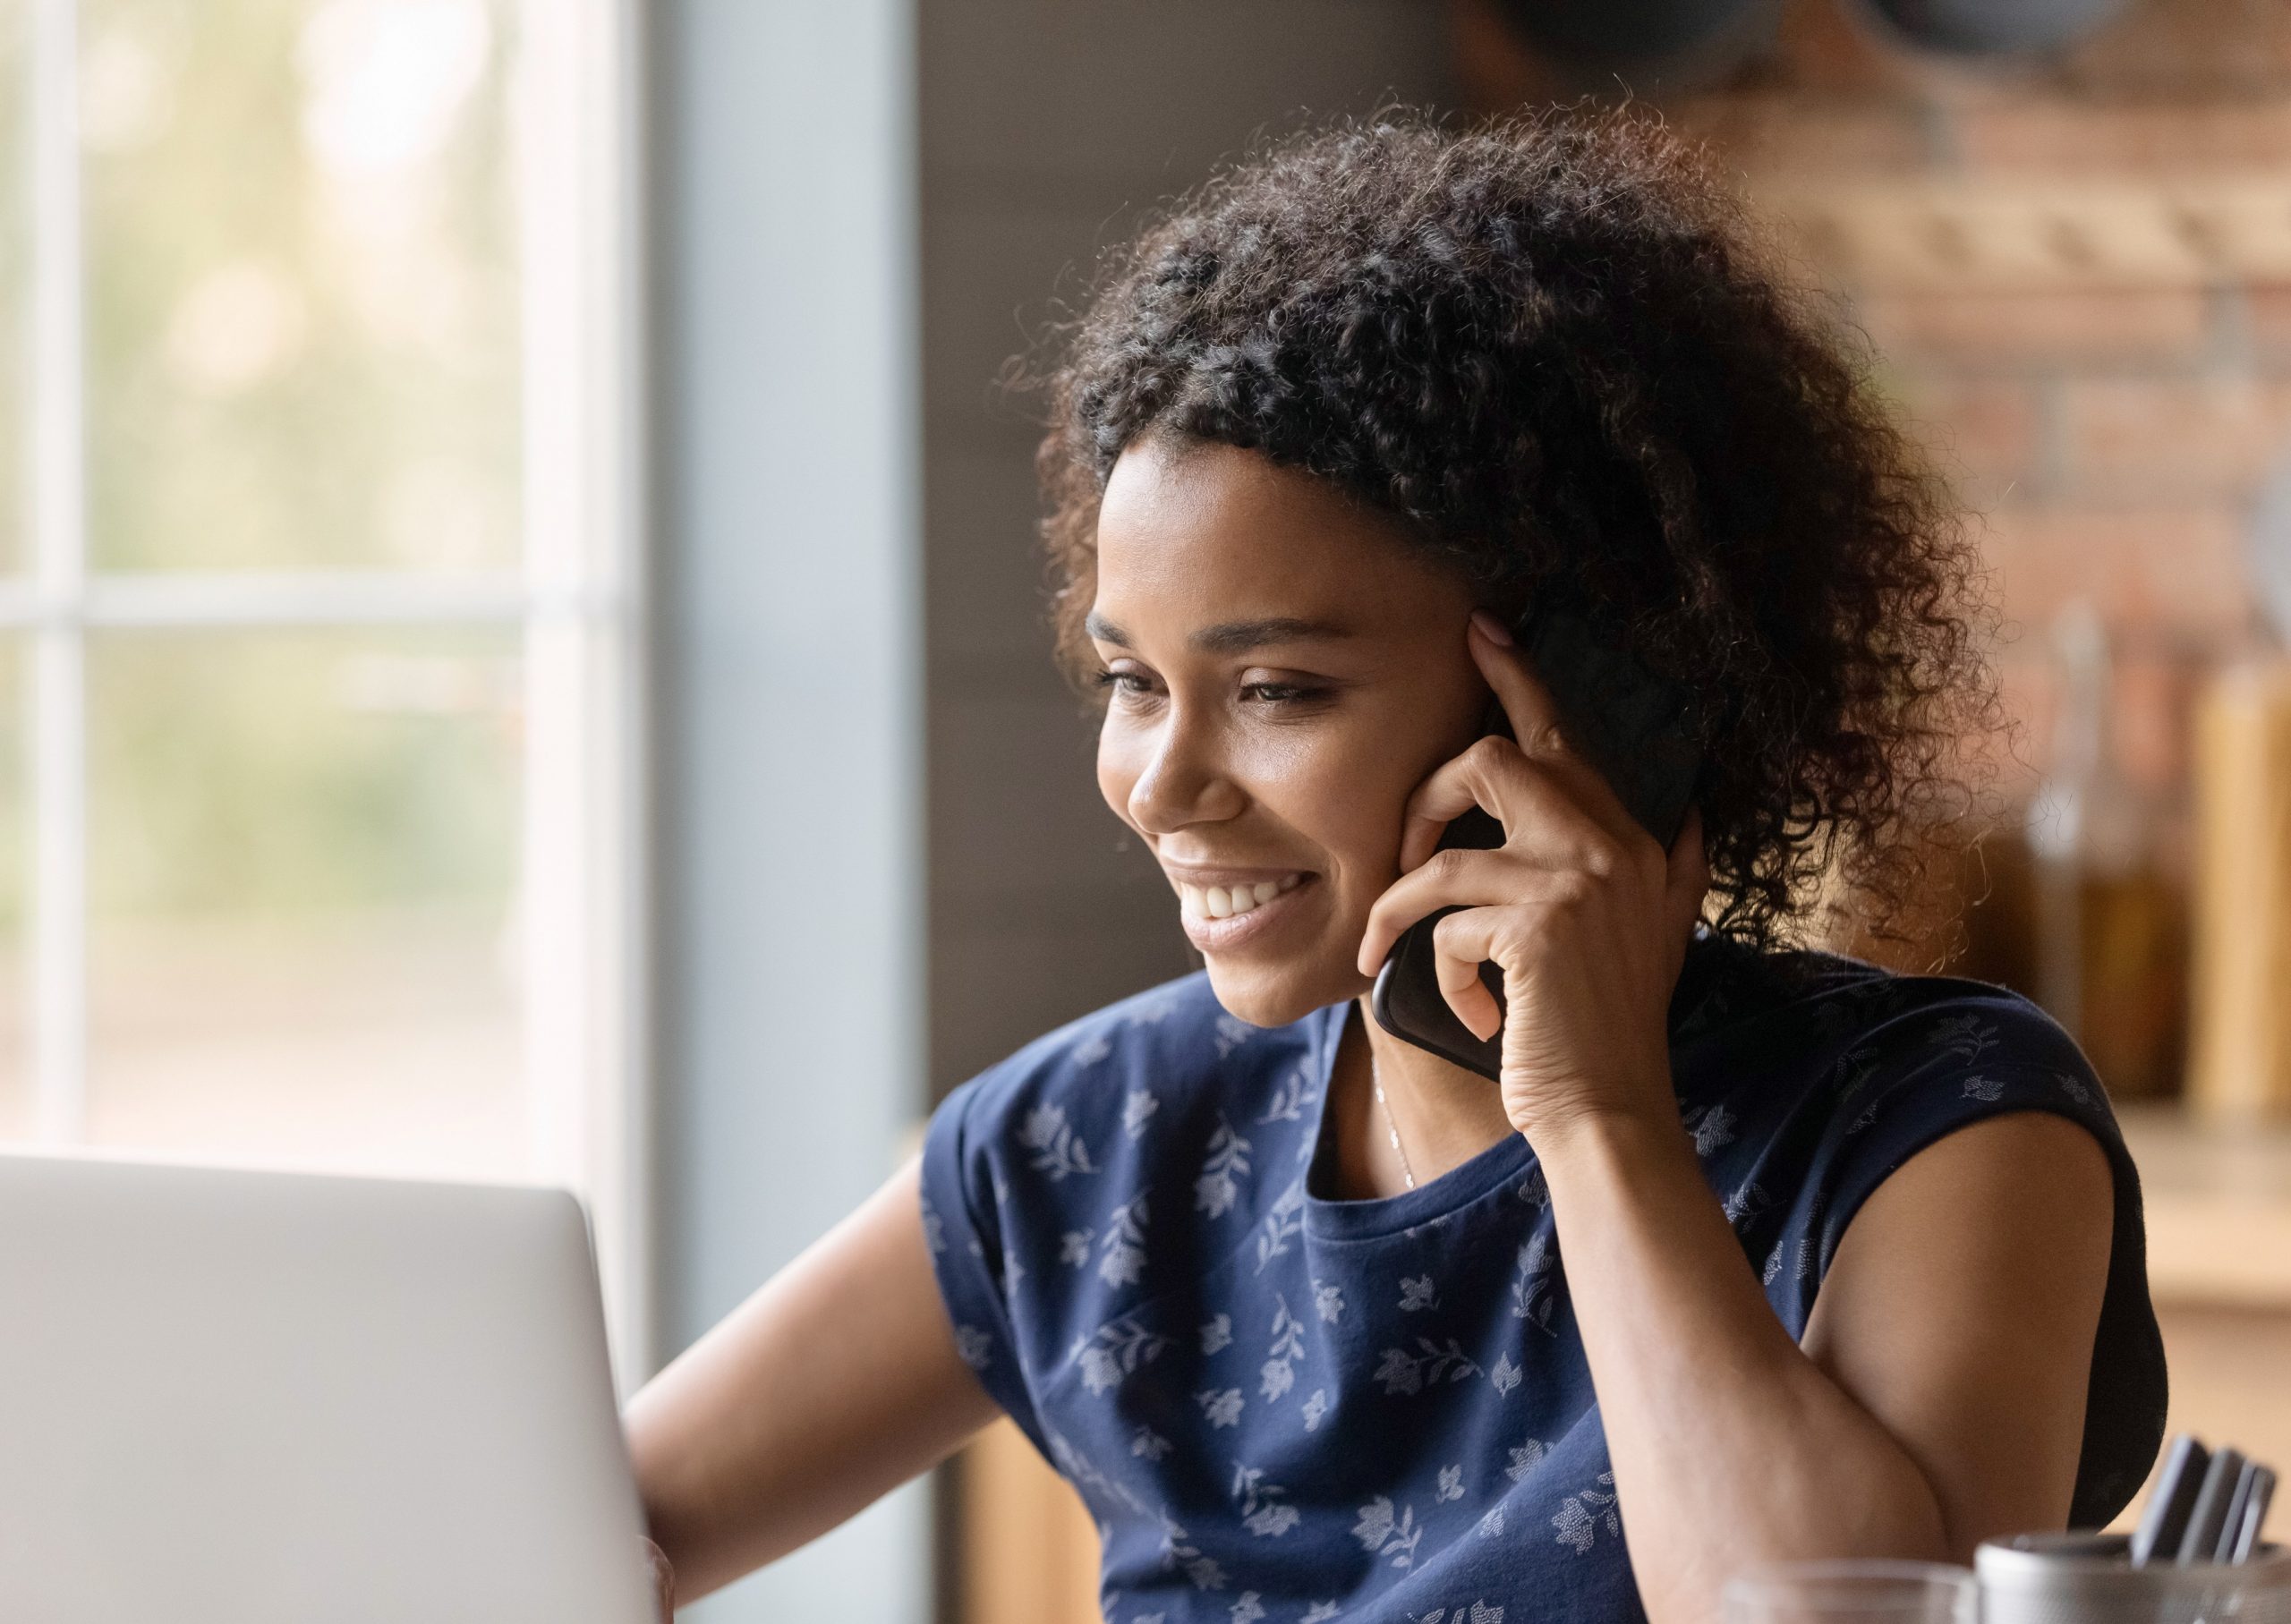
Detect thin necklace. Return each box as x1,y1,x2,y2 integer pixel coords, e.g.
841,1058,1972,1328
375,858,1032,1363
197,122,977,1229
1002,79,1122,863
1369,1048,1418,1191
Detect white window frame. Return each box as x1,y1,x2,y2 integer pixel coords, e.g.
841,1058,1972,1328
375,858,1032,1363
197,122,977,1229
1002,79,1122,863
13,0,653,1382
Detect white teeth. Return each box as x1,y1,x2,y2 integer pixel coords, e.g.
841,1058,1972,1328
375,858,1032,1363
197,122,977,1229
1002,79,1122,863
1179,874,1311,922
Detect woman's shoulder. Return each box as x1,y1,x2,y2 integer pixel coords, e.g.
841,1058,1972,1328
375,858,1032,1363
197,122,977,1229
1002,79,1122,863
1694,932,2098,1090
1707,948,2167,1529
1801,955,2098,1100
1680,939,2126,1239
1695,941,2133,1297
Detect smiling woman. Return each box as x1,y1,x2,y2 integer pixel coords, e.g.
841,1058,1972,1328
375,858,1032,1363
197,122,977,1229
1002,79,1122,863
620,109,2167,1624
1087,438,1491,1023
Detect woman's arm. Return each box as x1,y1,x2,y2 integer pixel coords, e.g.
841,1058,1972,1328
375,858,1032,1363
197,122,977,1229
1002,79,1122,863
622,1153,1002,1606
1540,1104,2111,1624
1358,612,2116,1624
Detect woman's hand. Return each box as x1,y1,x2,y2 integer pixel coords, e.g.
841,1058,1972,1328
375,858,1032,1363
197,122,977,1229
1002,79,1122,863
1357,612,2114,1624
1355,609,1711,1147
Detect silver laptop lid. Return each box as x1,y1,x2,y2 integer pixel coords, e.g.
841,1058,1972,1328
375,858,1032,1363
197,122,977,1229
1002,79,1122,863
0,1152,654,1624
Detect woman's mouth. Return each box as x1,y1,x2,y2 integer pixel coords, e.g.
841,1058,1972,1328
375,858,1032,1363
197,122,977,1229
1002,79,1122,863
1179,872,1305,921
1170,871,1316,951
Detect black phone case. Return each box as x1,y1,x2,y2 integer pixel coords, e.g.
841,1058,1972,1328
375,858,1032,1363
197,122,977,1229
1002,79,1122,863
1368,608,1703,1082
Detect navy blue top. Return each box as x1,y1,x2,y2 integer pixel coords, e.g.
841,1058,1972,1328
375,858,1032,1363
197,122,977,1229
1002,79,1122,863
919,927,2168,1624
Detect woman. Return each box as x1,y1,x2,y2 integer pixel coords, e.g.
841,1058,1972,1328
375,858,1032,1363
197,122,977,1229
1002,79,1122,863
624,110,2167,1624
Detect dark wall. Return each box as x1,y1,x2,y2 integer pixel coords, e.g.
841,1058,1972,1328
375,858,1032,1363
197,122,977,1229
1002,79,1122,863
920,1,1457,1097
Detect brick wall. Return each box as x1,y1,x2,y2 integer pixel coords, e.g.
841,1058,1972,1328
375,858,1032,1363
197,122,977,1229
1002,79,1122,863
1685,0,2287,806
920,0,2291,1096
1463,0,2290,989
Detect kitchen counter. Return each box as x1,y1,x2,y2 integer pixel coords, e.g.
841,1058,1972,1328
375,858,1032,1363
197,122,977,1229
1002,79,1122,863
2109,1104,2291,1529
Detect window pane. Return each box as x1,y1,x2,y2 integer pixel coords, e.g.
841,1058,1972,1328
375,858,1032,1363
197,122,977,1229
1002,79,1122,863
81,0,520,573
0,0,25,574
0,642,23,1138
87,629,523,1176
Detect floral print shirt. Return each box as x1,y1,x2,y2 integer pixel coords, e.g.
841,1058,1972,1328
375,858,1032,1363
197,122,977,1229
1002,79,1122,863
918,927,2167,1624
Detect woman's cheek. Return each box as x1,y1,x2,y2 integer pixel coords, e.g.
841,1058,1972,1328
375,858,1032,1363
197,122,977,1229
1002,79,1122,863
1294,747,1409,873
1095,723,1147,830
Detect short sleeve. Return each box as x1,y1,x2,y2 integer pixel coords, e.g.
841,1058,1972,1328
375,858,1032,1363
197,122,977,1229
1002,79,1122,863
1801,985,2169,1527
918,1068,1049,1454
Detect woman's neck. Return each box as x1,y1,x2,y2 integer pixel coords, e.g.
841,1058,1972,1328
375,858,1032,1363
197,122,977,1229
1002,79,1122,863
1317,997,1518,1201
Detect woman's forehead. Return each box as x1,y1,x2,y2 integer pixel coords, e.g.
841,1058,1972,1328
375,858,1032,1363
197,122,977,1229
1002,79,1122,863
1094,438,1465,629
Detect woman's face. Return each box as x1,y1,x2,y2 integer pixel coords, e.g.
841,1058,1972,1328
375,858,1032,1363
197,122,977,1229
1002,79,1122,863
1091,435,1490,1027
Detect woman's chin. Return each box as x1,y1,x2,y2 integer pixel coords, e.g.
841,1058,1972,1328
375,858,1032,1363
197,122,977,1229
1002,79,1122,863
1201,957,1367,1031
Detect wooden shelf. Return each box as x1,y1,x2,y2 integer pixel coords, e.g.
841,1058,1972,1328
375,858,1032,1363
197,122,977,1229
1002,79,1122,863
1756,175,2291,292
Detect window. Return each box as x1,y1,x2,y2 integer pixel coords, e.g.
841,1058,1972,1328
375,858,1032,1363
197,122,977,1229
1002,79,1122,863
1,0,649,1373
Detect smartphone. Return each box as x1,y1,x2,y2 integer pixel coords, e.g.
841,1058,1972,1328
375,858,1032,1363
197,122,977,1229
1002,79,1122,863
1368,606,1705,1081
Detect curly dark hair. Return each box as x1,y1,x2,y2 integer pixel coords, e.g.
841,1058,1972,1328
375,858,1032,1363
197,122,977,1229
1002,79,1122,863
1026,106,2006,962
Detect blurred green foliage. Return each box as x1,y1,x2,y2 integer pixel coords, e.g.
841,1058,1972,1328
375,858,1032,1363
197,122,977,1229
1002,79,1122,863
0,0,526,931
90,632,519,917
83,0,520,574
0,6,21,576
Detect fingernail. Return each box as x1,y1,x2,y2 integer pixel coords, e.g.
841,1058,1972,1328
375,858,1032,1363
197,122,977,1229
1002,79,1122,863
1469,610,1515,646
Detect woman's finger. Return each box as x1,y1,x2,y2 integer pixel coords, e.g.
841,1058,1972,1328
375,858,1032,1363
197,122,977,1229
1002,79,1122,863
1467,610,1567,756
1355,843,1563,975
1427,902,1554,1041
1434,916,1505,1040
1372,813,1708,1030
1394,732,1622,879
1463,613,1646,852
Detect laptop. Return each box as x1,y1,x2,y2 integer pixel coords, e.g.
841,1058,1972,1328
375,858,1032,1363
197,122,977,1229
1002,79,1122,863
0,1152,656,1624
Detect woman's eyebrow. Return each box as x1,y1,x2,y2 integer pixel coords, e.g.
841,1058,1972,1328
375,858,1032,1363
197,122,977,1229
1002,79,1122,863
1083,613,1353,653
1190,616,1353,654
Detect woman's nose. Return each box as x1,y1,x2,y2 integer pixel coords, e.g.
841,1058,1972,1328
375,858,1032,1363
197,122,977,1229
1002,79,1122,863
1126,709,1247,835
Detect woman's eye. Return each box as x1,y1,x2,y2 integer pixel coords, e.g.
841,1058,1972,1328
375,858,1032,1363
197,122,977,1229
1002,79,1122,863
1091,667,1326,707
1092,667,1157,700
1243,681,1328,705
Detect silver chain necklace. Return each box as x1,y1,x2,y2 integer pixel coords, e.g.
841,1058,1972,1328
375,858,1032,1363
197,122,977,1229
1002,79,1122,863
1368,1048,1418,1191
